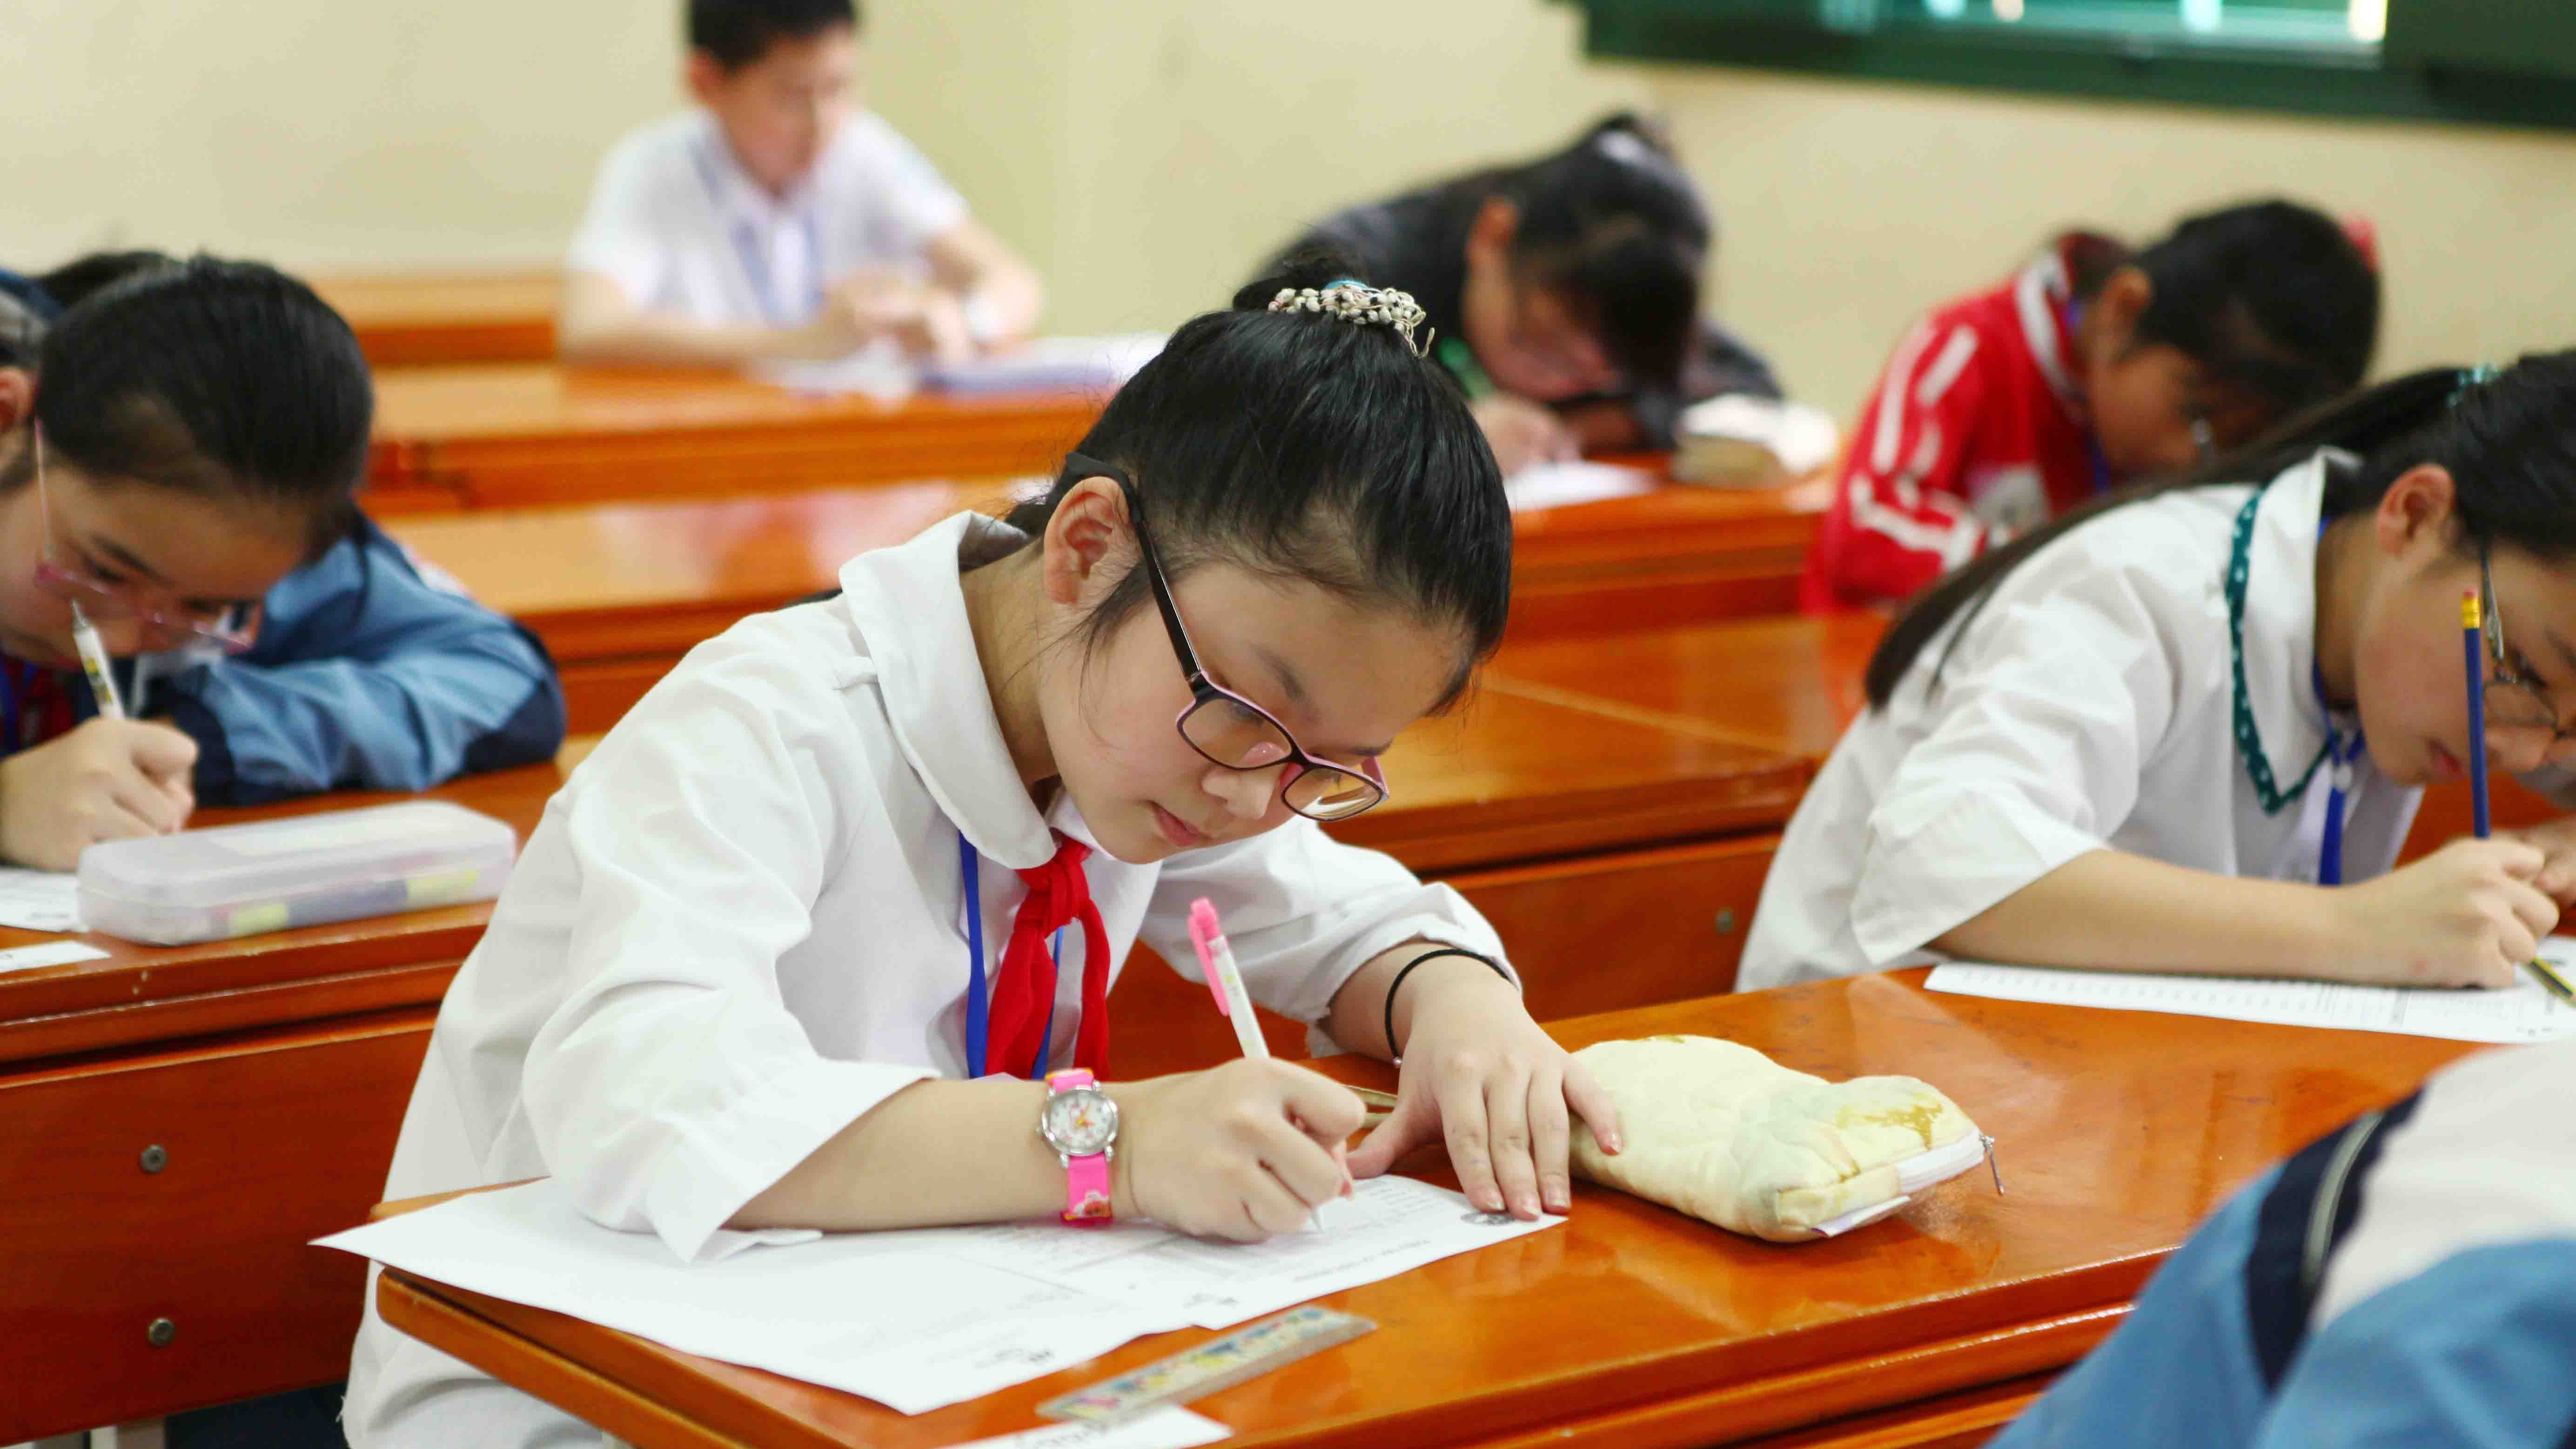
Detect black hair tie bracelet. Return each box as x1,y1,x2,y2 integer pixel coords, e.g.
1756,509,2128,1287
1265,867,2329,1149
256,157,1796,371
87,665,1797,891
1383,946,1512,1065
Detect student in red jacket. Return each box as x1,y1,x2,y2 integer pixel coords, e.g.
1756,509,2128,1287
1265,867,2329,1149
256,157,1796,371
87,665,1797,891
1802,201,2378,612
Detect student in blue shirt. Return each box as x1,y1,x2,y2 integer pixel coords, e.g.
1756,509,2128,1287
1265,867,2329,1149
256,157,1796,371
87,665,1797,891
1994,1035,2576,1446
0,253,565,869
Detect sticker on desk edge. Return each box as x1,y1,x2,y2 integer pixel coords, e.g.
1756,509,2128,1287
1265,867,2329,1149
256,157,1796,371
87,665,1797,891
0,939,110,973
1038,1306,1374,1425
935,1405,1232,1449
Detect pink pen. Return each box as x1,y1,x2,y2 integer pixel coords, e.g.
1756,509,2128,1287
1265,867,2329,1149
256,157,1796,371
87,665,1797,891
1190,898,1355,1202
1188,898,1268,1060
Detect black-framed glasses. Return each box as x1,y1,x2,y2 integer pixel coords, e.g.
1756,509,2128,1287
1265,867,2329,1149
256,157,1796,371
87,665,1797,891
1060,452,1389,822
2480,541,2572,747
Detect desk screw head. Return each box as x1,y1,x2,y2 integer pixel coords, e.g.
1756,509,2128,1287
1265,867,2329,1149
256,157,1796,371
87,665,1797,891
140,1145,168,1174
147,1318,176,1347
1713,909,1737,935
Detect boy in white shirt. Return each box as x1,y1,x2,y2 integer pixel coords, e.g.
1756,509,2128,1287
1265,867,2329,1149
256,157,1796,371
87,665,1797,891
558,0,1043,367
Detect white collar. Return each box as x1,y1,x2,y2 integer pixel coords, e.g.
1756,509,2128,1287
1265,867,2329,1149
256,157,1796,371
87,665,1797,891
2234,451,2358,797
2012,247,2084,417
690,112,815,229
835,511,1074,871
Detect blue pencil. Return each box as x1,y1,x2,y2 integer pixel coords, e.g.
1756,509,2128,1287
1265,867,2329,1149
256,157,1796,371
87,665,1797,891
2471,590,2576,1003
2466,590,2490,838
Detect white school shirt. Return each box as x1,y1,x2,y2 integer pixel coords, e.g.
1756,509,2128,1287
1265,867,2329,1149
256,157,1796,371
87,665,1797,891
344,511,1507,1448
565,109,968,327
1740,451,2420,991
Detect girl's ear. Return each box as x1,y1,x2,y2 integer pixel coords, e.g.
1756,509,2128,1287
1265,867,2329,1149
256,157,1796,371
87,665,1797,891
2087,268,2155,361
2373,462,2461,560
1040,476,1135,610
0,369,30,434
1465,197,1521,273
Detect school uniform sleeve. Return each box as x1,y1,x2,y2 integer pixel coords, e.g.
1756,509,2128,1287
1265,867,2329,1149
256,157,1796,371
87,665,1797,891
1811,319,1996,607
1137,821,1514,1043
2254,1243,2576,1447
154,520,567,805
565,127,682,305
834,113,969,257
515,646,935,1262
1845,546,2183,966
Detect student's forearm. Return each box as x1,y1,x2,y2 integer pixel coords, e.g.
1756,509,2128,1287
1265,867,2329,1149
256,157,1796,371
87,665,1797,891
959,265,1043,349
557,309,825,367
1931,848,2350,978
729,1075,1144,1232
557,271,830,366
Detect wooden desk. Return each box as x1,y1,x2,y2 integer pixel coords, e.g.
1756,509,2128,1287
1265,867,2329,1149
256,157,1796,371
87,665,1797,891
314,271,559,369
371,969,2478,1449
0,684,1798,1437
367,363,1105,509
389,477,1828,734
1490,610,2567,866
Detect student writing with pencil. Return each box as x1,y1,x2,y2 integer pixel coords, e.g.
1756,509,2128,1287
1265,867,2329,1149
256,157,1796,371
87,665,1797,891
1744,356,2576,992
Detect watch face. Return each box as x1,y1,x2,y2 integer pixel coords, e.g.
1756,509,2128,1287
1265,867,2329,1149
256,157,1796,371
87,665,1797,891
1042,1088,1119,1156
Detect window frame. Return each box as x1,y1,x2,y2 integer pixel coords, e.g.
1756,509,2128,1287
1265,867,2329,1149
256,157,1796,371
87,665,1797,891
1570,0,2576,132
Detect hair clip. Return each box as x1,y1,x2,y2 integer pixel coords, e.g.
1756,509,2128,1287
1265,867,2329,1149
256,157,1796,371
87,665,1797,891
2450,362,2504,409
1268,282,1432,358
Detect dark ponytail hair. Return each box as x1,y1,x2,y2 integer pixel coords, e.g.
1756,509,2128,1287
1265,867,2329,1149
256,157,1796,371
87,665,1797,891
2077,199,2379,420
1493,114,1709,393
1002,254,1509,703
1866,352,2576,709
9,254,374,557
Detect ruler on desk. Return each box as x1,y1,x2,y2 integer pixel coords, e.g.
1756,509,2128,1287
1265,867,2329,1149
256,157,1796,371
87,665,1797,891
1038,1306,1376,1424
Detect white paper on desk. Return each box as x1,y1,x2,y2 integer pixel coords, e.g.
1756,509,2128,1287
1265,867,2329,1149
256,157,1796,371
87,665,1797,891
936,1406,1230,1449
0,939,108,974
1503,460,1657,514
317,1175,1553,1415
0,866,81,932
919,334,1167,396
908,1175,1560,1330
1927,938,2576,1044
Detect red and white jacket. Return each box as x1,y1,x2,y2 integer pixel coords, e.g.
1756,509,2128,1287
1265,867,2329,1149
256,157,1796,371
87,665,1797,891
1801,237,2104,612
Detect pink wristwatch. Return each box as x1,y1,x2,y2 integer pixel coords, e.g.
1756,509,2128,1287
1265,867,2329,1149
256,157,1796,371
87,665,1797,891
1037,1068,1119,1225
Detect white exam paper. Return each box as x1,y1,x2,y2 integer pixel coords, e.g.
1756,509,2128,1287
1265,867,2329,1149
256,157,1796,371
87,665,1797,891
317,1175,1553,1416
1927,938,2576,1044
0,867,81,933
1503,460,1658,513
0,939,109,975
936,1407,1229,1449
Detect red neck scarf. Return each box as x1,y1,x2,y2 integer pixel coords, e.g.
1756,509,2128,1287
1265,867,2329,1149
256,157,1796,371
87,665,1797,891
985,833,1113,1080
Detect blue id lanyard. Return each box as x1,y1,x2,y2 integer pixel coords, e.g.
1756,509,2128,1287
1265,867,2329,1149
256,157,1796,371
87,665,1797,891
691,138,826,328
2055,296,2113,497
2311,518,2366,887
958,830,1059,1080
0,659,18,756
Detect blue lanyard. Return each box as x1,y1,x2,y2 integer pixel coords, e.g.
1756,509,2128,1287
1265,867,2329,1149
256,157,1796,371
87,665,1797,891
0,658,19,757
2054,296,2113,497
691,138,826,328
958,830,1059,1081
2311,517,2366,887
2313,663,2366,887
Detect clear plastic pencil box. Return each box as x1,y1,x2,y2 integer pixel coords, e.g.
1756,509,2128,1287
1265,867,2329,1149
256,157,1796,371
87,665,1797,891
77,802,518,946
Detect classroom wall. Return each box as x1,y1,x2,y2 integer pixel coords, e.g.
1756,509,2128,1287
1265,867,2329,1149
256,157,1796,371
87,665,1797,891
6,1,2574,420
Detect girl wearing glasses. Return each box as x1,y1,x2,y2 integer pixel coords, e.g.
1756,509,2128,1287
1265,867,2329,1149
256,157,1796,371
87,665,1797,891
0,254,565,870
1746,355,2576,994
349,260,1618,1446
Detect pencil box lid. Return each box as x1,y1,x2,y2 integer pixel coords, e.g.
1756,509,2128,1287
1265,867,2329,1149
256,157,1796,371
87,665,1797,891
76,801,518,945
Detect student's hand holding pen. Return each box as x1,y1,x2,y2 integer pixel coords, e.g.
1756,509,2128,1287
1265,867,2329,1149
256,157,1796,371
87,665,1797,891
2327,838,2556,989
1107,1060,1364,1243
0,718,196,870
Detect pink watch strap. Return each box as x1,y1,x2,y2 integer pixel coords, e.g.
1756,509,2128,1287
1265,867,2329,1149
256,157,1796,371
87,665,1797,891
1048,1069,1114,1226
